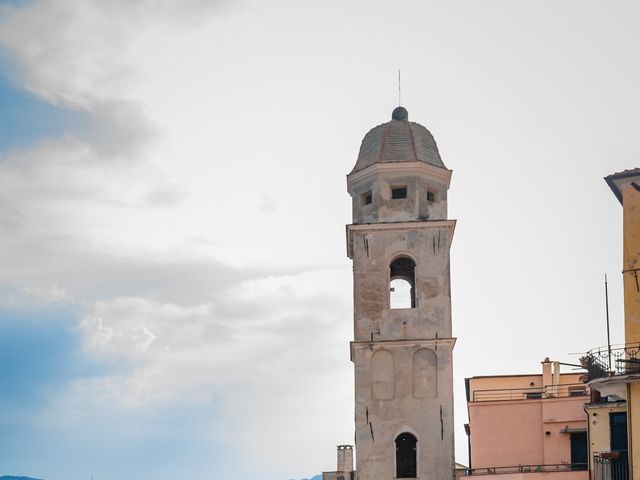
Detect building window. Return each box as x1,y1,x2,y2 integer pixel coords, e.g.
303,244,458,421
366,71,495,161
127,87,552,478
570,432,588,470
395,432,417,478
392,187,407,199
427,191,435,203
610,412,628,452
390,256,416,309
569,386,586,397
362,191,372,205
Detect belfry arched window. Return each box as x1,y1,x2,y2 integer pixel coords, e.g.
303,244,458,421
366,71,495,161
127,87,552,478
389,256,416,309
395,432,417,478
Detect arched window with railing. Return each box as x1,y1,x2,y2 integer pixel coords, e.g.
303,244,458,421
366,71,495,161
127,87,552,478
390,256,416,309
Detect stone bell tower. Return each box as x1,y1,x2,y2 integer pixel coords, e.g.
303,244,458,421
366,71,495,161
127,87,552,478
347,106,456,480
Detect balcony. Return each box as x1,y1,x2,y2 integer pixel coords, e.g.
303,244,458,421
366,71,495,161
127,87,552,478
471,384,588,402
583,343,640,382
593,452,629,480
467,463,587,476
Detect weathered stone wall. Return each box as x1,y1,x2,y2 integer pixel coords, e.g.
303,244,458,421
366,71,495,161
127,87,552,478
347,220,456,480
352,340,455,480
348,162,451,225
345,120,456,480
348,222,455,342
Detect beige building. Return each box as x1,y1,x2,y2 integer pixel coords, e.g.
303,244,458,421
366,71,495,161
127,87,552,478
331,106,457,480
581,168,640,480
583,401,627,477
466,359,589,480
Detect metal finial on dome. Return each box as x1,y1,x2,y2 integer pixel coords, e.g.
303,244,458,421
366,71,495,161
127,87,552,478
392,106,408,121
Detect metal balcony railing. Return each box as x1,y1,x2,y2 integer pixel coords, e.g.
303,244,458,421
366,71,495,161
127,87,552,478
583,343,640,381
593,452,629,480
467,463,587,476
472,383,588,402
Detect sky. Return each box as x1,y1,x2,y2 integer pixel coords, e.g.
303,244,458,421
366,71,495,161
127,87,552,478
0,0,638,479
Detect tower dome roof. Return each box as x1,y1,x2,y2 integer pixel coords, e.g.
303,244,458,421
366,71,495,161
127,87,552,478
351,107,445,174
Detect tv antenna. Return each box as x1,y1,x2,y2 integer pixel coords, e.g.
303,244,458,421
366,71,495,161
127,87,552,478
398,69,402,106
605,274,612,370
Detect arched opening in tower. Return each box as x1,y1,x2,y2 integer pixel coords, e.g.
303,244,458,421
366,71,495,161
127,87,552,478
389,256,416,309
395,432,417,478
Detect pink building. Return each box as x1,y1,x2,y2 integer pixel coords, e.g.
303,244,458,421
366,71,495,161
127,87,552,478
465,359,589,479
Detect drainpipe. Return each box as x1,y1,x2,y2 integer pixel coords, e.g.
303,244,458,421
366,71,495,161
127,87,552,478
464,423,471,475
584,407,592,480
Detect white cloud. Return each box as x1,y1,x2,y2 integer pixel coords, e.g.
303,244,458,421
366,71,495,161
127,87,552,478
75,268,351,391
4,1,634,478
0,0,233,107
64,269,353,475
0,1,352,476
22,283,74,304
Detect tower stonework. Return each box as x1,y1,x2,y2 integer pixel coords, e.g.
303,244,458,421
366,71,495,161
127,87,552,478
347,107,456,480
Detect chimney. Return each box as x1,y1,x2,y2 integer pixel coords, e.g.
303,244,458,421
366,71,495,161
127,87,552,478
552,361,560,385
337,445,354,476
542,357,552,388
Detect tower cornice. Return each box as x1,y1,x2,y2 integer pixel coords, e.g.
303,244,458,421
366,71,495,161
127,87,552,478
350,338,456,362
346,220,456,259
347,161,453,195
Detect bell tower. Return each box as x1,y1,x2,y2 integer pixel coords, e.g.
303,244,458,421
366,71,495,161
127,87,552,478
347,106,456,480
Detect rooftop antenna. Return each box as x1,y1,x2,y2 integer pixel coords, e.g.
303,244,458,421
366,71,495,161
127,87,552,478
398,69,401,106
605,274,612,371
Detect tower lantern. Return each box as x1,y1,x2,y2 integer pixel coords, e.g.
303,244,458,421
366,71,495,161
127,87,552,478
346,106,456,479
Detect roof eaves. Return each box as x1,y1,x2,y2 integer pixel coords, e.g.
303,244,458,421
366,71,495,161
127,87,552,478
605,168,640,205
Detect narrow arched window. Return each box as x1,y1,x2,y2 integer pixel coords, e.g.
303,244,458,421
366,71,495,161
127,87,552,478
395,432,417,478
390,256,416,309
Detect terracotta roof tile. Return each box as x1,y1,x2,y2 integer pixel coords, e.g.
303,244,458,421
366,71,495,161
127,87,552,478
351,112,445,174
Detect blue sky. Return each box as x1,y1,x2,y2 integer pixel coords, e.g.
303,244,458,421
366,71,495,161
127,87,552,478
0,303,252,479
0,305,93,407
0,5,252,474
0,71,89,151
0,0,638,479
0,53,115,476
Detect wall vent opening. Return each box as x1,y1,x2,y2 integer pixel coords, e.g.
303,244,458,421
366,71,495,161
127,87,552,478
392,187,407,199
